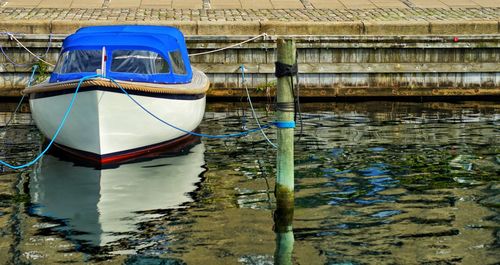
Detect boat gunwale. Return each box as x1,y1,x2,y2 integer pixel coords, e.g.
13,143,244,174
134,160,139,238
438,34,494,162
23,68,209,96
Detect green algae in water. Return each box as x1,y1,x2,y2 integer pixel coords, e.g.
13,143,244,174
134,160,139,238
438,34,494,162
0,101,499,264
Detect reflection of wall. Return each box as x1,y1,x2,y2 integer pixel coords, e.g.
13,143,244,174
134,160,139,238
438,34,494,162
204,102,499,150
30,143,206,246
306,110,498,149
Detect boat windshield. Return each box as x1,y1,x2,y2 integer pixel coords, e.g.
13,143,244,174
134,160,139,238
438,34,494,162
111,50,170,74
54,50,102,74
168,50,187,75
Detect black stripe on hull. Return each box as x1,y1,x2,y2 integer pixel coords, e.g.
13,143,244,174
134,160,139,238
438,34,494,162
31,86,206,100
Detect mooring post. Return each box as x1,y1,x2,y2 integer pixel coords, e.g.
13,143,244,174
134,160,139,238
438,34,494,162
275,38,296,213
274,38,296,265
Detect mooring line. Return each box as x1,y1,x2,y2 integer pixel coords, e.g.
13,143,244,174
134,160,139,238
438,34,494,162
0,74,277,169
106,77,275,139
240,64,277,148
188,33,268,57
0,75,99,170
1,31,264,64
1,65,37,130
0,32,55,67
0,33,52,67
0,45,32,67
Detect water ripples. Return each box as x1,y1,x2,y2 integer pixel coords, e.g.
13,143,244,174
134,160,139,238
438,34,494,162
0,101,498,264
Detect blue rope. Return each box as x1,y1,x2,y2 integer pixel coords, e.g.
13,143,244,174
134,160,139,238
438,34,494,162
1,65,37,129
0,74,100,170
274,120,295,128
106,77,274,139
27,64,38,87
0,74,275,169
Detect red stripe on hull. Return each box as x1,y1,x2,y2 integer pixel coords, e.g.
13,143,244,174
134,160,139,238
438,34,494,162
50,133,201,167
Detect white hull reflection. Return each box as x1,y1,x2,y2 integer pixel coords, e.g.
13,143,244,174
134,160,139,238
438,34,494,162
30,143,205,246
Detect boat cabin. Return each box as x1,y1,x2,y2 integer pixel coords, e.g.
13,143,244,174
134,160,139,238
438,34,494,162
50,25,193,84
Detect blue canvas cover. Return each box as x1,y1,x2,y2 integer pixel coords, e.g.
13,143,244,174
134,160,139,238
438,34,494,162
50,25,193,84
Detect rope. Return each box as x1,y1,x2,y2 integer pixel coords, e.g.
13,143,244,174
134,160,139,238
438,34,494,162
1,31,266,65
0,33,52,68
0,74,100,170
292,75,303,142
1,70,276,169
23,69,210,95
0,45,31,67
27,64,38,87
106,77,274,139
240,65,277,148
1,65,37,130
275,61,298,78
39,33,53,59
1,32,55,67
188,33,268,57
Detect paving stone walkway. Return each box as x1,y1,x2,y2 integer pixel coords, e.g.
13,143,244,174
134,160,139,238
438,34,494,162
1,0,499,9
0,0,498,35
0,5,498,22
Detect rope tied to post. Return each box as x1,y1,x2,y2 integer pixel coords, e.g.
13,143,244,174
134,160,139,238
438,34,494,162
273,121,295,129
273,41,302,133
274,61,298,78
274,62,298,114
0,74,278,170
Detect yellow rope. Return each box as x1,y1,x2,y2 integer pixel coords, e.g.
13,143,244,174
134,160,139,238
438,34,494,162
23,78,209,95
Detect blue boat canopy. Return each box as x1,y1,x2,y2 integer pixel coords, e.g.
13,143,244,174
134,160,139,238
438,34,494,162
50,25,193,84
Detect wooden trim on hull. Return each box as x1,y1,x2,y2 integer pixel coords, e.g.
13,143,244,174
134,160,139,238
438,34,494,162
23,68,210,96
49,133,201,167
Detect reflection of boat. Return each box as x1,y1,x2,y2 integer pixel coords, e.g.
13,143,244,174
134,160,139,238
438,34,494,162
29,142,205,246
23,25,209,164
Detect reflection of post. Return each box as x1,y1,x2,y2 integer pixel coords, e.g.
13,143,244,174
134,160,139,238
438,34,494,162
274,38,296,265
274,209,294,265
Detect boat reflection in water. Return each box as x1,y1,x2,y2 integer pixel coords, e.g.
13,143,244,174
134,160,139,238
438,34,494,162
29,139,205,247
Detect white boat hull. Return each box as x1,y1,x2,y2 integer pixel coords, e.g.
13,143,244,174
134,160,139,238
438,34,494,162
30,89,205,158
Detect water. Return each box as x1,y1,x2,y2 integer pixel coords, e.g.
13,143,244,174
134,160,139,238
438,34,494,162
0,101,499,264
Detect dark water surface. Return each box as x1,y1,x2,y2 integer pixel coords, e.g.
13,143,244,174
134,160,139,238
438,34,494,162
0,101,499,264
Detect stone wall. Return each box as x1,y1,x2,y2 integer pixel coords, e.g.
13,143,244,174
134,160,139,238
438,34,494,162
1,32,499,97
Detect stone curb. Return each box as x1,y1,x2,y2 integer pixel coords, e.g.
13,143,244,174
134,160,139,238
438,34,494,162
1,19,499,35
51,20,198,35
259,21,363,35
363,21,430,35
429,20,498,34
198,21,260,35
0,20,51,34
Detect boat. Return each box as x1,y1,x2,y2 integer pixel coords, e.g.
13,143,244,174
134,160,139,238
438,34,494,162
22,25,209,165
30,141,206,247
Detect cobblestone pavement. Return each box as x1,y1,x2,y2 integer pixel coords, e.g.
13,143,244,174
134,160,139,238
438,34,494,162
1,0,499,9
0,6,498,22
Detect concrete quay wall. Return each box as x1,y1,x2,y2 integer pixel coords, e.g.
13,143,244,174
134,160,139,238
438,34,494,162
1,18,499,36
0,19,499,98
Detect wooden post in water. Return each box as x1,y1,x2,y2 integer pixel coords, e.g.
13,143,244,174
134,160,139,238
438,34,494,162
275,38,296,213
274,38,296,265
